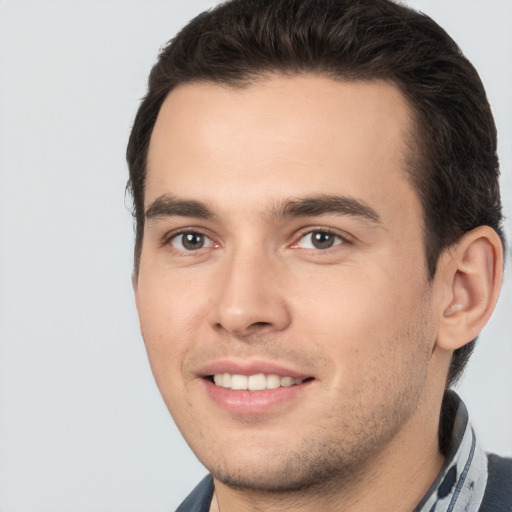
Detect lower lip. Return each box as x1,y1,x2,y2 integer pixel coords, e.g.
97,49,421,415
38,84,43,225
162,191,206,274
202,378,313,414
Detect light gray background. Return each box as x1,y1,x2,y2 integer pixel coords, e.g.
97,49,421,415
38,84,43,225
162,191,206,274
0,1,510,511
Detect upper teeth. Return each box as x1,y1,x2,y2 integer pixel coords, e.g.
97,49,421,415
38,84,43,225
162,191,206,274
213,373,304,391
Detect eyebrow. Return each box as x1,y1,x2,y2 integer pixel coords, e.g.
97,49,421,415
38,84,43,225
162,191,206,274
145,193,381,224
275,195,381,223
145,195,215,221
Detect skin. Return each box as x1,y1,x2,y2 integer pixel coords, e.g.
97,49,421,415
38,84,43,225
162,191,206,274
135,75,466,511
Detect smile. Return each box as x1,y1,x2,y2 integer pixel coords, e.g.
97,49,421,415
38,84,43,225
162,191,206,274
202,366,315,414
212,373,305,391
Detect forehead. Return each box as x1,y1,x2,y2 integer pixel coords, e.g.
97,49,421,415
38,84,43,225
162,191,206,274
146,75,418,221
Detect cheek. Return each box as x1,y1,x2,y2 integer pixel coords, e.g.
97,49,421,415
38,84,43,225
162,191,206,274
135,281,200,427
136,266,208,336
135,275,200,386
291,266,432,387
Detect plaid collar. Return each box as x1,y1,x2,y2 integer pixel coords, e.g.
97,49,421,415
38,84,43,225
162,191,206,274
414,390,488,512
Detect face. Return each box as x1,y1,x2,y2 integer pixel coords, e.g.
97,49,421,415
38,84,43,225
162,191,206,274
135,76,441,491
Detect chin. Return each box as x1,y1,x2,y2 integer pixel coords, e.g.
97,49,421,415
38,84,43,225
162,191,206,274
202,436,366,493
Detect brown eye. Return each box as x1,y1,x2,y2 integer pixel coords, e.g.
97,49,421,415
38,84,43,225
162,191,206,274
311,231,336,249
170,232,213,251
295,230,344,250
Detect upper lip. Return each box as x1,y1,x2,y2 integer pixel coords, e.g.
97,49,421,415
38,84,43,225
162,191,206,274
198,359,313,380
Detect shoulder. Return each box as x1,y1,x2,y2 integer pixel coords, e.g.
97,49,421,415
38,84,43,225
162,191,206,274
479,453,512,512
175,474,214,512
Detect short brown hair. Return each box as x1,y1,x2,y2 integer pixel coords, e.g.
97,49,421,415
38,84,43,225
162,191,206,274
126,0,504,386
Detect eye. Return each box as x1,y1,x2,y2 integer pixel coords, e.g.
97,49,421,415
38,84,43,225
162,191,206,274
169,231,215,251
294,230,344,250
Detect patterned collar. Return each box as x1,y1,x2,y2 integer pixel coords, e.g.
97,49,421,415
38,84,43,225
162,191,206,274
414,390,488,512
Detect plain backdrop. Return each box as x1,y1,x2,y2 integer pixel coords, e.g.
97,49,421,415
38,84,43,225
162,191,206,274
0,1,510,511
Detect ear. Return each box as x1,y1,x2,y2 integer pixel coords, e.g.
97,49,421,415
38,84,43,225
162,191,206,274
435,226,503,351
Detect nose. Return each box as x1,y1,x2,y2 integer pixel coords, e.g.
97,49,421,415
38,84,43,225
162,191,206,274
209,248,292,338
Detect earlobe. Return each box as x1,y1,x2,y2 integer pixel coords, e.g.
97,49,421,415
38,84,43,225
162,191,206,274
436,226,503,351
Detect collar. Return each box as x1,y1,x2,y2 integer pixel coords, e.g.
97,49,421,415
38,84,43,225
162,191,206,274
414,390,488,512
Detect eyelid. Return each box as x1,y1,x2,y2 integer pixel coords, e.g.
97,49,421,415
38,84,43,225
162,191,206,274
162,227,218,251
290,227,350,249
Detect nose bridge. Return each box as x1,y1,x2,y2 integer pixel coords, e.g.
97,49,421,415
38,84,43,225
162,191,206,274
210,241,290,336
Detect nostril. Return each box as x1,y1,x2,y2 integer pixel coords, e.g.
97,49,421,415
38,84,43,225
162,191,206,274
251,322,272,328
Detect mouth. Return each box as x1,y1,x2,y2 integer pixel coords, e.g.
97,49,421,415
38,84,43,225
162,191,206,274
197,360,315,414
200,369,315,414
210,373,311,391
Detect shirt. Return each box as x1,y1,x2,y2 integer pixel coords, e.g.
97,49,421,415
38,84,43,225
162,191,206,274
413,390,488,511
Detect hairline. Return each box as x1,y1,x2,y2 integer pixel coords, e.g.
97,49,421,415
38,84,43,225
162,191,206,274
133,72,435,279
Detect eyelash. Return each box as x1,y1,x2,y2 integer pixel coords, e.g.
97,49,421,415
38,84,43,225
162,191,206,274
164,227,349,255
164,230,217,253
291,228,347,251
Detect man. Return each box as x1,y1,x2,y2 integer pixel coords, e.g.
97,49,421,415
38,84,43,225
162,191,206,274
126,0,511,510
